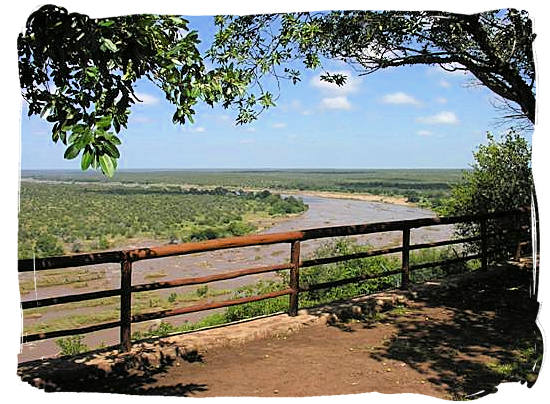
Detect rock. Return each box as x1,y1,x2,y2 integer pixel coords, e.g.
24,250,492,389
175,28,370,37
326,313,340,325
351,305,363,317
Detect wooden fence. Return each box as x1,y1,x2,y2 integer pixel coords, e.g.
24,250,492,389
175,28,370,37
19,208,531,352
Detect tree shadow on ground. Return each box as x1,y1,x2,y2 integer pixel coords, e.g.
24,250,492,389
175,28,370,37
328,264,542,399
18,344,208,396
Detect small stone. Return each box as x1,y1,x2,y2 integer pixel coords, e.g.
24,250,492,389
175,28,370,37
273,389,279,394
327,313,340,324
351,305,362,316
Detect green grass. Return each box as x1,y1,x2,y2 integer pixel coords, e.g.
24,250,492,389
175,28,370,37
388,305,410,316
19,267,106,294
143,272,168,280
485,339,542,385
25,287,231,335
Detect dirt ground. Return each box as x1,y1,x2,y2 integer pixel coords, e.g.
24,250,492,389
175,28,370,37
18,264,542,400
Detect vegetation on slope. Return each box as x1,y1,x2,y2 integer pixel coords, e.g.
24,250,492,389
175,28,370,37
18,182,307,258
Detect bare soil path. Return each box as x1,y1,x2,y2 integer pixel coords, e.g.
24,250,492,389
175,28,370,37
19,264,541,399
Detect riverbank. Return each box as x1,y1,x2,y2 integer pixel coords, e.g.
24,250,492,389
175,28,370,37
281,189,411,206
20,177,417,208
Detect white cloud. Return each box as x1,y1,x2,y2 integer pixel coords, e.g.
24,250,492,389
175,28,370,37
239,138,255,144
417,111,459,125
382,92,420,105
244,127,256,133
438,79,451,88
436,97,448,104
320,96,352,110
272,122,287,129
310,71,362,95
132,115,151,123
134,91,160,105
417,130,433,136
182,125,206,133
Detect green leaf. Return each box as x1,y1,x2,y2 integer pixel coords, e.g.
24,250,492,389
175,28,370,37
64,144,81,160
98,20,115,27
81,149,93,170
100,38,118,52
99,154,115,177
103,141,120,158
96,115,112,130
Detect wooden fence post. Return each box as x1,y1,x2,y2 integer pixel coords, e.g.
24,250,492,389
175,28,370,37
120,254,133,352
289,240,301,316
480,218,488,271
401,226,410,289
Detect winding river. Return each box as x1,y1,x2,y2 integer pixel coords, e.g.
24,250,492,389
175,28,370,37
19,193,453,363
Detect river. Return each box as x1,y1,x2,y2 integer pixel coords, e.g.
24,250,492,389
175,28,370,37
19,193,453,363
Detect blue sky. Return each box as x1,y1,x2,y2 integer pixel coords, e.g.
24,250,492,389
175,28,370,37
20,15,523,170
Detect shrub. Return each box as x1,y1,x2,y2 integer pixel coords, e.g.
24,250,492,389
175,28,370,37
196,285,209,298
55,335,89,356
168,292,178,303
440,130,533,263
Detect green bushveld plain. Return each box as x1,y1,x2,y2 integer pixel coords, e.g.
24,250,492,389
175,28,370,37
18,179,307,259
22,168,463,205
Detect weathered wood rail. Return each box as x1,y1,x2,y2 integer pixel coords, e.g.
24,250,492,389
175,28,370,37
19,208,531,352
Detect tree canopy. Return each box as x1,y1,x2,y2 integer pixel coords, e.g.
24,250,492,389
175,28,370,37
210,9,535,126
18,5,261,176
19,7,536,175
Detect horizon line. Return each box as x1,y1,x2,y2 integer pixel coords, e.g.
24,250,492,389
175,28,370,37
20,167,470,171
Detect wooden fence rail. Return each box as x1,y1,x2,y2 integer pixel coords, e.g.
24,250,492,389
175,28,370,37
19,208,531,350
